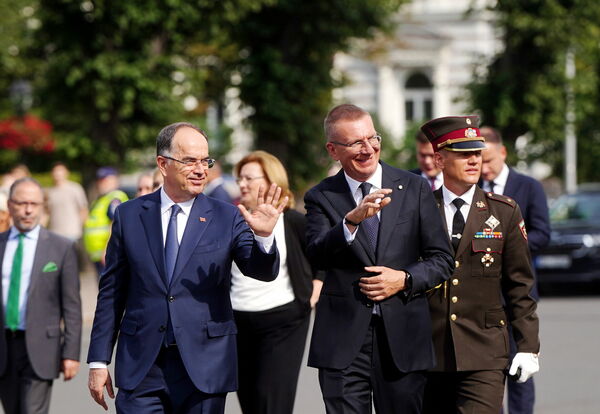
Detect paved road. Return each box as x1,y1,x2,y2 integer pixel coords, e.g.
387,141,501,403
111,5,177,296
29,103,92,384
5,273,599,414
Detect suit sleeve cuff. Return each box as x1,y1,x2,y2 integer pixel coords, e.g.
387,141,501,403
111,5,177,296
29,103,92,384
254,233,275,253
89,361,109,369
342,219,358,244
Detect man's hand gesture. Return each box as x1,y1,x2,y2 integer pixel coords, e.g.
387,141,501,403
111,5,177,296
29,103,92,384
238,183,288,236
88,368,115,411
345,188,392,227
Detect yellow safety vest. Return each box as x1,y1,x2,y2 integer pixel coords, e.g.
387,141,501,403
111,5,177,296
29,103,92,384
83,190,128,261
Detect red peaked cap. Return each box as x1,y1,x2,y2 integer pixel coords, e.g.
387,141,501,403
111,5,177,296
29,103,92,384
420,116,486,152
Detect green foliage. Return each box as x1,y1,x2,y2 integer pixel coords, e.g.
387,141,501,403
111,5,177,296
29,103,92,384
230,0,406,191
468,0,600,183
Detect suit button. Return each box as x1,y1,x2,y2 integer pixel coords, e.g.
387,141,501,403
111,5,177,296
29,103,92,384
455,261,460,268
450,314,457,321
452,278,459,286
168,296,175,303
451,296,458,303
500,319,505,326
486,247,491,252
159,325,166,332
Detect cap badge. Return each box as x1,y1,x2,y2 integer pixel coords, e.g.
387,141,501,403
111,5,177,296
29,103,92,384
465,128,477,138
466,118,472,125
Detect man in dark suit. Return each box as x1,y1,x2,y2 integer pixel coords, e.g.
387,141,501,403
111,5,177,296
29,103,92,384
87,122,286,413
304,104,454,413
420,116,540,414
480,126,550,414
410,131,444,190
0,178,82,414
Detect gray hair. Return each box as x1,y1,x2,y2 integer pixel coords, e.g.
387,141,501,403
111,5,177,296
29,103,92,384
324,104,370,141
156,122,208,157
9,177,43,199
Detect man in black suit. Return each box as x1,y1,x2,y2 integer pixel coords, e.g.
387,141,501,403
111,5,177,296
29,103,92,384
410,131,444,190
305,104,454,413
480,126,550,414
0,178,82,414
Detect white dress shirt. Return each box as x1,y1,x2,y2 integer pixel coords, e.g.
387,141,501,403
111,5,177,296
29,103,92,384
2,225,41,331
421,171,444,191
484,163,509,194
441,185,476,239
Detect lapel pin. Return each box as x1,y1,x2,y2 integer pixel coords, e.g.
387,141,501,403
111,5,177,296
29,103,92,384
199,217,206,222
476,201,486,209
398,185,403,190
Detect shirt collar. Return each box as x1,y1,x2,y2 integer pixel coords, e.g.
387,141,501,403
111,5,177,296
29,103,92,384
442,184,477,208
343,163,383,197
493,163,510,188
160,187,195,217
9,224,41,241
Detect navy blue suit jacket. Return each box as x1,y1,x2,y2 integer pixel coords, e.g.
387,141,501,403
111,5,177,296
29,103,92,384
305,163,454,371
87,190,279,393
503,168,550,254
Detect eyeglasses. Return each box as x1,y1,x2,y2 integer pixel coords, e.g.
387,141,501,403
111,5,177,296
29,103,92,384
162,155,216,169
9,200,43,208
330,135,382,150
236,175,265,184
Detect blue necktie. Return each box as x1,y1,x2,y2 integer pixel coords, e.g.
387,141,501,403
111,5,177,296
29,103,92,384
360,182,379,254
165,204,182,283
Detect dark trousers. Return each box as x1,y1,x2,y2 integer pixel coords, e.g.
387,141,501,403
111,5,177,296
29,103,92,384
0,331,53,414
234,300,310,414
115,346,226,414
318,316,427,414
423,370,505,414
503,326,535,414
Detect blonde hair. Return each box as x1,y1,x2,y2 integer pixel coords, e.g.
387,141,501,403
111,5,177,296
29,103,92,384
235,151,295,210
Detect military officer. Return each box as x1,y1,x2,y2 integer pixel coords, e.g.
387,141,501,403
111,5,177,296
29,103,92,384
419,116,540,414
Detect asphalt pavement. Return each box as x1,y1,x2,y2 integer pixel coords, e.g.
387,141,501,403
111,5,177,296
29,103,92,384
3,272,599,414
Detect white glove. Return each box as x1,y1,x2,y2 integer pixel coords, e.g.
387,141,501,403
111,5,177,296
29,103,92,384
509,352,539,383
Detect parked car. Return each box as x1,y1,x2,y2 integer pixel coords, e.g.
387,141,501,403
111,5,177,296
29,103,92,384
536,184,600,287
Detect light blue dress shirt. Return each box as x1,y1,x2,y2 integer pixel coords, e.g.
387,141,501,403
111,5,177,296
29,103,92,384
2,225,40,331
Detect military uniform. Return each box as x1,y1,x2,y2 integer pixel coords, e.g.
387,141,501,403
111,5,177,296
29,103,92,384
419,115,540,414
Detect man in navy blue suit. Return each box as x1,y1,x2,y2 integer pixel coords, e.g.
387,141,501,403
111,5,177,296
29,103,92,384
480,126,550,414
305,104,454,413
87,122,287,413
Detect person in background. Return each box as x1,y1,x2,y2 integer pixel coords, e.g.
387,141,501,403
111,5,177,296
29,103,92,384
480,126,550,414
0,193,10,233
135,171,154,198
0,178,82,414
411,131,443,190
420,115,540,414
0,165,31,195
305,104,454,413
204,161,234,204
83,167,128,278
46,162,88,241
232,150,323,414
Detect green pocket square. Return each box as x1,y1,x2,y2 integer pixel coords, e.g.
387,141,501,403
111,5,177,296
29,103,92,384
42,261,58,272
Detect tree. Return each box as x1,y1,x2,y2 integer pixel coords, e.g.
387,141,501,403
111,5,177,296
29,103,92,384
230,0,406,190
467,0,600,183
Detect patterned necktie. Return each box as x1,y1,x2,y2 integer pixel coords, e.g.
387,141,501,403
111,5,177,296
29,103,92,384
430,177,436,191
165,204,182,283
6,233,25,331
359,182,379,254
451,198,466,252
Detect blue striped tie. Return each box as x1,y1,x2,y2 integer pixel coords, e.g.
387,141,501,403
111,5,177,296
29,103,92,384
360,182,379,254
165,204,181,283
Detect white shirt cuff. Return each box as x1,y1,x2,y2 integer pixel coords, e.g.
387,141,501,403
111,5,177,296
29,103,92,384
343,219,358,243
89,361,109,369
254,233,275,253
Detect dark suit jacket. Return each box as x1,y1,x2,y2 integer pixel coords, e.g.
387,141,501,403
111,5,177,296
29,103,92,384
283,210,324,306
503,168,550,254
305,162,454,371
0,227,81,380
87,190,279,393
428,187,540,371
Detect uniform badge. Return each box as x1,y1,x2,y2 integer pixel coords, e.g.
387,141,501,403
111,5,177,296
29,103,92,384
485,215,500,230
474,229,503,239
465,128,477,138
481,253,495,267
476,201,486,209
519,219,528,240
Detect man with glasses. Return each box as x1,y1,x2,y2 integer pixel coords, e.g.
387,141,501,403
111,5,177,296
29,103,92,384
305,104,454,413
0,178,82,414
87,122,286,414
